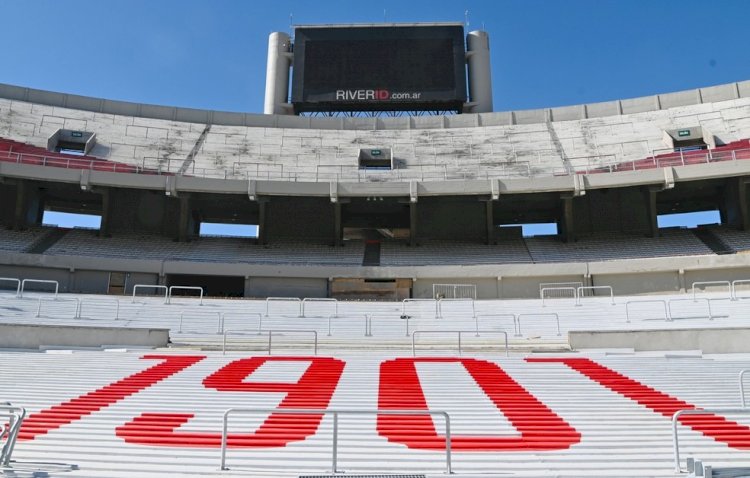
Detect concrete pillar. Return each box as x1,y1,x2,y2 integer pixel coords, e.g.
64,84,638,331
333,202,342,247
466,30,493,113
410,202,418,247
561,195,575,243
264,32,292,115
738,178,749,231
177,194,190,242
99,188,112,237
485,200,495,245
13,180,26,229
645,187,659,238
257,199,268,246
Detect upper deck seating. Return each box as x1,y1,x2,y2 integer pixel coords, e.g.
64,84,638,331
525,229,714,263
45,230,364,265
0,224,49,253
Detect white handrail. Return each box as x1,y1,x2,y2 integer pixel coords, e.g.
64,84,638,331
19,279,59,299
131,284,168,303
741,369,750,408
575,286,614,305
222,329,317,355
436,298,475,319
0,277,21,297
0,404,26,467
625,299,668,323
301,297,337,317
668,297,713,320
220,407,452,474
167,285,204,305
401,298,437,318
265,297,302,317
731,279,750,300
691,280,731,300
540,287,577,306
411,329,509,357
672,408,750,472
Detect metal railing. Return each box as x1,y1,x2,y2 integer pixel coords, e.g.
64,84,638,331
576,286,615,305
436,298,476,319
741,369,750,408
324,314,372,337
167,286,204,305
411,330,509,357
222,329,317,355
731,279,750,300
625,299,668,323
540,287,577,306
0,404,26,467
131,284,168,303
672,408,750,472
265,297,302,317
35,296,79,319
177,312,223,334
19,279,58,299
668,298,714,321
691,281,732,301
0,278,21,297
301,298,338,317
220,407,452,474
516,313,561,336
402,298,438,318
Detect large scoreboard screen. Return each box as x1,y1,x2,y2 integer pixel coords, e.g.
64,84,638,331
291,25,467,113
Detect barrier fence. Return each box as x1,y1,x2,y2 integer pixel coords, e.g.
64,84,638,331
0,277,21,297
576,286,615,305
436,298,476,318
516,313,561,336
411,329,509,357
691,281,731,301
672,408,750,472
541,287,577,306
19,279,59,299
220,408,452,474
167,286,204,305
131,284,168,303
265,297,302,317
222,329,318,355
302,298,338,317
0,404,25,467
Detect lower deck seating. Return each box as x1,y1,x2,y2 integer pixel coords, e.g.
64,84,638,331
0,347,748,477
0,225,50,253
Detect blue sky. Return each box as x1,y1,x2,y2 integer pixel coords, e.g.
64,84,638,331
2,0,747,234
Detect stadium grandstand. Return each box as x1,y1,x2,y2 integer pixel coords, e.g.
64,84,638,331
1,17,750,478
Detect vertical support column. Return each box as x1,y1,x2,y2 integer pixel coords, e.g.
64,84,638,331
99,188,111,237
465,30,493,113
645,187,659,238
333,202,342,247
177,194,190,242
561,195,575,243
410,202,418,247
485,200,495,245
738,178,749,231
263,32,293,115
13,180,26,229
257,198,268,246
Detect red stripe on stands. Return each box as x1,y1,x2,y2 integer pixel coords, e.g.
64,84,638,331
18,355,205,441
527,357,750,449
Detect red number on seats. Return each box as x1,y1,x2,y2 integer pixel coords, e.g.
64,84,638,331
527,357,750,450
116,356,345,447
19,354,205,441
377,357,581,451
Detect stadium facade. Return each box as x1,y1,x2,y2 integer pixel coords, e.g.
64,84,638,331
1,47,750,300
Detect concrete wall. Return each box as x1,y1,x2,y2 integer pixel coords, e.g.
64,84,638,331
245,277,328,298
